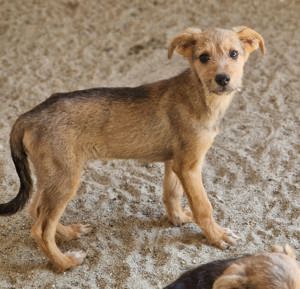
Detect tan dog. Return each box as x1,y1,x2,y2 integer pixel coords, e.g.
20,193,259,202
0,26,265,271
164,245,300,289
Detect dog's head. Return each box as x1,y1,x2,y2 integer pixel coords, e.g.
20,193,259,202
212,245,300,289
168,26,265,95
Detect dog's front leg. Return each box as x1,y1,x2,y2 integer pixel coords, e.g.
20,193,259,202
163,160,194,226
172,139,239,248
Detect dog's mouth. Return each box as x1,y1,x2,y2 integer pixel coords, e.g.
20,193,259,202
211,85,238,95
211,86,232,95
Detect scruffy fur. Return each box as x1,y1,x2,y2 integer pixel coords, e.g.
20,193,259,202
0,26,265,271
165,245,300,289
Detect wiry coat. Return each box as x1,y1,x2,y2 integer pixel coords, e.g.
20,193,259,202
0,26,265,271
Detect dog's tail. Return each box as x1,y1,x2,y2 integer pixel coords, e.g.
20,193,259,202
0,117,32,216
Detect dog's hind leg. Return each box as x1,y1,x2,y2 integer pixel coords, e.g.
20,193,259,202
28,190,41,219
28,186,91,242
163,161,193,226
30,162,86,271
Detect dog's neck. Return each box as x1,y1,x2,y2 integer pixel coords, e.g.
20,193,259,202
188,68,235,129
204,91,235,121
157,69,235,130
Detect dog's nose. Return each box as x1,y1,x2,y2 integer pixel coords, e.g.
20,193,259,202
215,74,230,86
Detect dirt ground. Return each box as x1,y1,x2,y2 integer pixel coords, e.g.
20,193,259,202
0,0,299,288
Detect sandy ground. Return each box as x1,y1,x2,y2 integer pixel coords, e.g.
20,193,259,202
0,0,299,288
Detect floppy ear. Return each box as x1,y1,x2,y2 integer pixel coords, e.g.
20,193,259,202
233,26,265,55
271,244,297,259
213,264,247,289
213,275,247,289
168,27,202,59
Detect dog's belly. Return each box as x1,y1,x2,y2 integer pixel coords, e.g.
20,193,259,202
83,108,174,162
88,138,173,162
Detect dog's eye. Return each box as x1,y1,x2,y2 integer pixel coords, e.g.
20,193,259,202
229,50,239,59
199,53,210,63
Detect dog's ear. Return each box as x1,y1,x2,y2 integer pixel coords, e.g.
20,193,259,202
168,27,202,59
213,275,247,289
271,244,297,259
233,26,265,55
213,264,247,289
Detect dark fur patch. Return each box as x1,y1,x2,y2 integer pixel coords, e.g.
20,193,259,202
164,257,242,289
29,85,150,114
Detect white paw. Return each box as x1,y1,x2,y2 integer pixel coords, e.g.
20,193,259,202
65,250,87,264
223,228,241,245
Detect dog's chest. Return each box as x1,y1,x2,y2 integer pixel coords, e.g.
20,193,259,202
203,92,235,129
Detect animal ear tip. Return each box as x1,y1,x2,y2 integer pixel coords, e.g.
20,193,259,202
271,244,281,252
185,27,202,34
271,244,296,258
233,25,248,32
167,43,175,59
260,43,266,55
284,244,297,259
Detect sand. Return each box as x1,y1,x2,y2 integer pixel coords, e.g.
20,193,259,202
0,0,299,288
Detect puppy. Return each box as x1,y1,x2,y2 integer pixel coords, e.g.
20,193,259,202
164,245,300,289
0,26,265,271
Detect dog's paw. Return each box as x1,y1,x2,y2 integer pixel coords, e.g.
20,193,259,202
65,250,87,265
224,228,240,241
55,250,87,272
204,223,241,249
58,223,93,241
168,208,194,226
68,223,93,239
215,228,240,250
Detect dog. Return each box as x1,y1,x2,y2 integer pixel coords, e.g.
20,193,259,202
0,26,265,271
164,245,300,289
